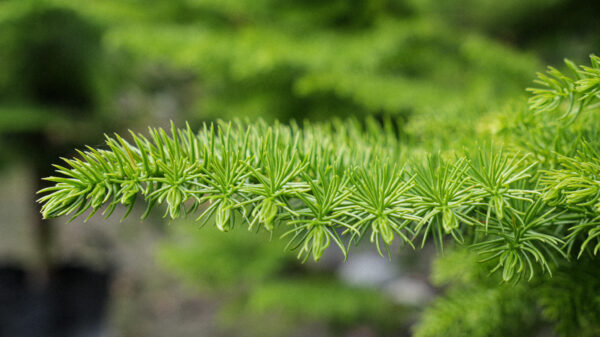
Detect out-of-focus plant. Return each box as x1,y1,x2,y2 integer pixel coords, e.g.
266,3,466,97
1,0,554,153
413,248,543,337
158,224,408,336
0,5,113,273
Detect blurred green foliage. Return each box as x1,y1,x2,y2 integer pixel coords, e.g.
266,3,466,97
159,224,293,290
538,260,600,337
415,248,600,337
1,0,547,135
2,0,596,152
414,249,540,337
159,224,407,336
0,5,107,166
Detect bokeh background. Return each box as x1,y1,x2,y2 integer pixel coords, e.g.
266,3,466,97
0,0,598,336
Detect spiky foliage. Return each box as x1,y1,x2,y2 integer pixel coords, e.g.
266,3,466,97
35,50,600,336
31,53,591,286
415,55,600,337
38,56,600,282
520,55,600,261
471,198,566,282
528,55,600,122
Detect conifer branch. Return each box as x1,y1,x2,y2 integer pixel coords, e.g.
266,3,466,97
37,55,600,282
